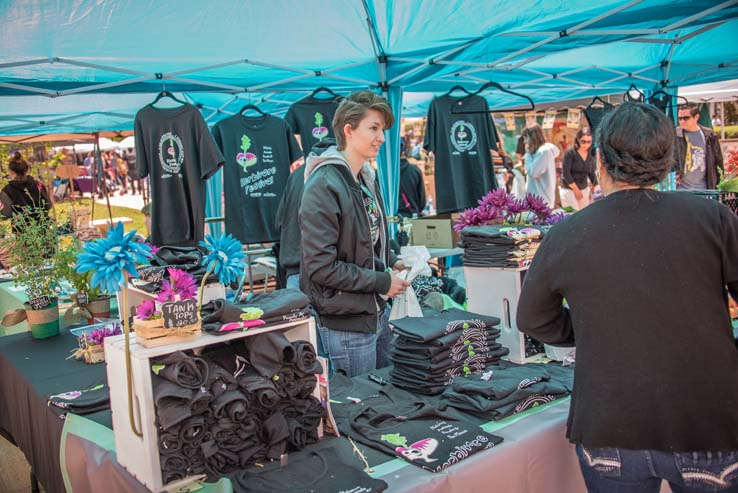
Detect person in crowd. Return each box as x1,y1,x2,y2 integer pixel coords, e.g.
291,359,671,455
0,154,51,230
675,102,724,190
299,90,409,377
116,152,129,195
559,127,596,210
517,102,738,492
123,149,139,195
522,124,559,207
397,140,426,218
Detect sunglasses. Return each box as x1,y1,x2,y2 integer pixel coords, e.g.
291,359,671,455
678,116,693,121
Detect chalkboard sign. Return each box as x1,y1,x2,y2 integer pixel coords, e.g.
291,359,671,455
161,299,198,329
28,295,52,310
75,292,89,307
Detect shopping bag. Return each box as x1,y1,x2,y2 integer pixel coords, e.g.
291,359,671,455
389,246,431,320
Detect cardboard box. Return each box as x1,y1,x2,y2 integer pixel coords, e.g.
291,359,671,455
410,214,461,249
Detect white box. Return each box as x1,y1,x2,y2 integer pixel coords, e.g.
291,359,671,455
464,266,543,363
104,317,317,492
116,283,226,319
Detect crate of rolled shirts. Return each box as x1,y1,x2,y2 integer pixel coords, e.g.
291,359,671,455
104,316,322,492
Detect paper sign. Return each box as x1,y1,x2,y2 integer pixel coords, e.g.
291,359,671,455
28,295,52,310
75,292,89,307
161,299,198,328
567,108,581,129
525,112,538,128
503,113,516,131
542,110,557,129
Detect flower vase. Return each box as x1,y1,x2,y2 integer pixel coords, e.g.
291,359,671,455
24,298,60,339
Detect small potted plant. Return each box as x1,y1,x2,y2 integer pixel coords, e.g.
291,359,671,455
0,205,63,339
56,244,113,324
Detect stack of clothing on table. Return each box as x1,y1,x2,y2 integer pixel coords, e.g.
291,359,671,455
459,225,544,268
329,372,504,473
47,382,110,415
389,309,509,395
134,245,216,292
440,361,573,420
151,331,324,484
229,437,389,493
200,289,311,335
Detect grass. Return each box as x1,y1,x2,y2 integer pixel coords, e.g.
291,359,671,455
53,198,147,236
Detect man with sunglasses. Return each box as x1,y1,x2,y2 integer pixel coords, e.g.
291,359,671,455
674,102,724,190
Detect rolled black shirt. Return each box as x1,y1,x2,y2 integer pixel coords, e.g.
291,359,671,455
517,189,738,452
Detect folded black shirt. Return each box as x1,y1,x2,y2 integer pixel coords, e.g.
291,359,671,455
47,382,110,415
154,351,209,389
245,331,296,378
390,309,500,342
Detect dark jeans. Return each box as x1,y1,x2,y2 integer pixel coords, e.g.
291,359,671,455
577,444,738,493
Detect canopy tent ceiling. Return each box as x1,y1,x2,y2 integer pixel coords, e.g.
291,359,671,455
0,0,737,137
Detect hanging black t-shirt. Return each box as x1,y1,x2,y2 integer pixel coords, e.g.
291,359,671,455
423,94,499,213
212,114,302,243
284,95,341,155
134,104,224,246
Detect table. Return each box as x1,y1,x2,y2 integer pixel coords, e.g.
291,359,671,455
0,327,593,493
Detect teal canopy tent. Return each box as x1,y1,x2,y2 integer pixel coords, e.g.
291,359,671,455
1,0,737,226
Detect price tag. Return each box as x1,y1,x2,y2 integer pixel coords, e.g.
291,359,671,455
28,295,52,310
161,299,198,328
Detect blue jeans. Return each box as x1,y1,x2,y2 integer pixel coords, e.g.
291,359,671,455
576,444,738,493
318,305,393,378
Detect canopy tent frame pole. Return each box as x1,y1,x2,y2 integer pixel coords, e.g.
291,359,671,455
627,21,727,44
721,101,726,139
203,95,239,123
672,59,738,84
386,40,482,85
0,81,57,96
0,58,51,70
661,0,738,31
57,76,155,97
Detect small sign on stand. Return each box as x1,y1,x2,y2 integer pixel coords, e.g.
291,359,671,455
161,299,198,329
28,295,52,310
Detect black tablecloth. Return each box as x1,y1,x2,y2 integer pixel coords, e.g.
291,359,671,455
0,326,111,492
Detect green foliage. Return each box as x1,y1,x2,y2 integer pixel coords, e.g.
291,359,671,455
714,125,738,139
0,205,62,299
54,242,102,299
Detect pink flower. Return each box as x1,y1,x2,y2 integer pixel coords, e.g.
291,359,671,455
546,211,567,226
86,323,122,346
135,300,158,320
478,188,511,209
156,268,197,302
144,242,159,258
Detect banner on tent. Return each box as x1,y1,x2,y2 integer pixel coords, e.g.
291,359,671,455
542,110,557,130
503,113,516,131
567,109,581,129
525,112,538,128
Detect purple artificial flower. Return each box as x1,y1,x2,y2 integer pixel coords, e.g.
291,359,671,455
86,323,122,346
156,268,197,303
477,204,503,225
144,242,159,258
454,208,485,233
525,194,550,216
136,299,158,320
504,198,528,223
546,211,567,226
479,188,512,209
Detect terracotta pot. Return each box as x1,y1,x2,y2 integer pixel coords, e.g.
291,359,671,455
24,298,60,339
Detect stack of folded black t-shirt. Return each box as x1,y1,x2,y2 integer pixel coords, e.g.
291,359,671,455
134,245,217,292
329,372,503,473
151,332,325,484
200,289,311,335
230,437,388,493
459,225,544,268
389,309,508,395
440,361,573,420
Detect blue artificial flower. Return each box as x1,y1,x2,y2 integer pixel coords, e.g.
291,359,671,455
199,233,246,285
75,222,152,294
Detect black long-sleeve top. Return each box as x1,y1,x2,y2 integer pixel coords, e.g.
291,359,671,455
517,188,738,452
561,148,596,190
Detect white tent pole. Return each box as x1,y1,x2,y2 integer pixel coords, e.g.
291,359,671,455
672,59,738,83
0,81,58,96
322,60,377,73
55,58,149,76
386,40,478,85
247,73,314,92
500,28,660,37
57,76,154,96
165,60,251,77
661,0,738,31
0,58,52,70
318,73,376,86
486,0,644,68
721,101,726,139
163,76,244,92
244,60,314,75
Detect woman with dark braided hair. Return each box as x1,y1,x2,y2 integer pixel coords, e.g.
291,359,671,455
517,102,738,492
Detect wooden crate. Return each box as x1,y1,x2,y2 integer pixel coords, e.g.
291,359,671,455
104,317,317,492
464,265,545,363
116,283,225,319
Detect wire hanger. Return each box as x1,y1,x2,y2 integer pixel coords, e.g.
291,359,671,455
151,78,188,106
311,86,340,98
444,85,473,97
623,83,645,103
239,103,267,116
648,89,688,106
451,81,535,114
588,95,613,109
